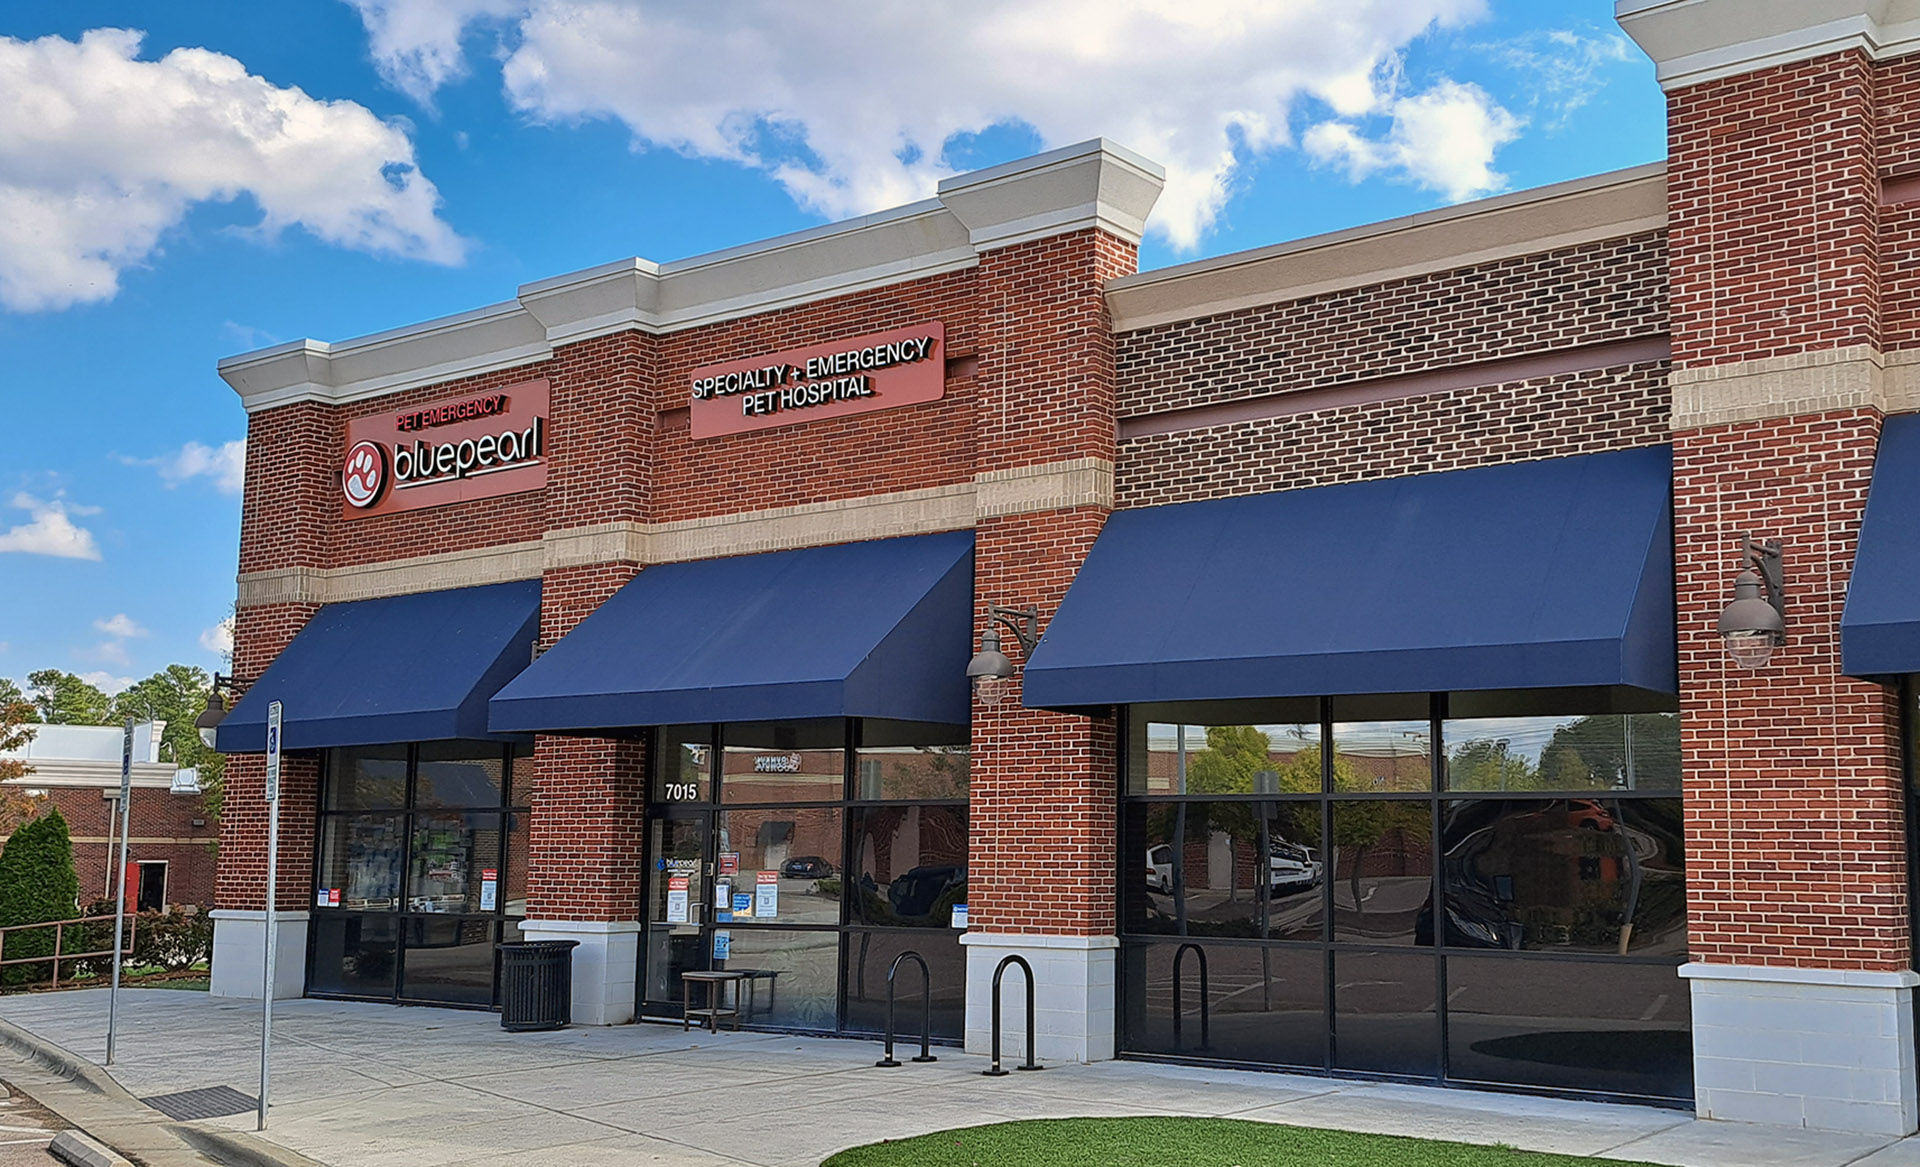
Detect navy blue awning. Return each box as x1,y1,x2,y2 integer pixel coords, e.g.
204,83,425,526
217,580,540,752
1843,413,1920,677
489,531,973,732
1024,447,1676,709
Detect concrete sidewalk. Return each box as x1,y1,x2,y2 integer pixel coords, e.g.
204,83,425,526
0,990,1916,1167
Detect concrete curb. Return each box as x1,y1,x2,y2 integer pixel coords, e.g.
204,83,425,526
50,1130,133,1167
0,1014,328,1167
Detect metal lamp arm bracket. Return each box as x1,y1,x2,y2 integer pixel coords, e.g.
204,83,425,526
986,605,1040,657
1745,537,1786,624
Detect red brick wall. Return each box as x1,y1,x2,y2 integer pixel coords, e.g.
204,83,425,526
1667,51,1911,971
217,599,323,912
651,270,980,524
1116,232,1667,418
5,789,218,907
1666,52,1881,366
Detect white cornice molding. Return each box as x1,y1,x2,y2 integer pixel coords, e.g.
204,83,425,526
1108,163,1667,334
936,138,1165,251
1617,0,1920,91
220,141,1163,415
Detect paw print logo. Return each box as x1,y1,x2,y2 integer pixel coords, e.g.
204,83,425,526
342,440,387,508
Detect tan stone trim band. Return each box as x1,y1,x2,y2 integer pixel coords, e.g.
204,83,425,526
235,458,1113,606
1672,344,1896,430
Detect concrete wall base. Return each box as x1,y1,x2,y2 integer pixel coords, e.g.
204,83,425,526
960,932,1116,1064
1684,962,1920,1136
208,910,309,1000
518,919,642,1026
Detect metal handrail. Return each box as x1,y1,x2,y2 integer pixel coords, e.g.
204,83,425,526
875,951,938,1067
0,914,135,987
982,954,1044,1076
1172,942,1211,1051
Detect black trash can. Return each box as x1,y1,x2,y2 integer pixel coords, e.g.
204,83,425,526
497,940,578,1031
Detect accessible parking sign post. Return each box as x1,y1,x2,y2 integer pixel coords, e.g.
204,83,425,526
259,700,282,1131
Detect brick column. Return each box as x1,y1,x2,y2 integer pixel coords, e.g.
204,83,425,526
1667,51,1917,1133
961,224,1139,1062
515,331,654,1024
211,400,338,999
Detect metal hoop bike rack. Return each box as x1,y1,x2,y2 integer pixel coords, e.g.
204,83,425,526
875,950,939,1067
982,953,1044,1076
1171,942,1211,1052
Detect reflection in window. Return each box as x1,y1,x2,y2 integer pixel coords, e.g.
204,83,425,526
1123,801,1323,941
1444,714,1679,792
1332,721,1432,792
415,742,503,807
721,721,845,803
408,812,502,914
652,725,712,803
326,745,408,810
717,808,843,924
1438,799,1685,956
1139,723,1321,795
1331,801,1432,945
318,815,404,910
850,805,967,926
716,928,840,1030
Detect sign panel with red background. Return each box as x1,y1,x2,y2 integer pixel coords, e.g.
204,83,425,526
688,322,944,440
341,380,549,518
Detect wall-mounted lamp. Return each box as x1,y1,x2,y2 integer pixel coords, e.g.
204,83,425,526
194,672,242,748
1716,537,1785,669
966,605,1040,706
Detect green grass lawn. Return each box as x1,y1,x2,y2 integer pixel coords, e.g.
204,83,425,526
822,1117,1662,1167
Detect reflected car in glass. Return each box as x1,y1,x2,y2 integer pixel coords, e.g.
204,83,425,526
782,856,835,878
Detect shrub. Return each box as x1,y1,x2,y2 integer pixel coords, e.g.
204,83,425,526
0,809,80,985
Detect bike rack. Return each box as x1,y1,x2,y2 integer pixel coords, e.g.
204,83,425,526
1171,942,1211,1052
875,950,938,1067
983,954,1044,1076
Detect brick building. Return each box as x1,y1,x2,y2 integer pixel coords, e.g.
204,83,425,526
2,722,217,909
202,1,1920,1134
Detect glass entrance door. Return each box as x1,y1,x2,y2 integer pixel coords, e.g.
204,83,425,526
642,810,712,1014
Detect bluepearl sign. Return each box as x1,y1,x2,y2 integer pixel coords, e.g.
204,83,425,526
341,379,550,518
688,322,946,439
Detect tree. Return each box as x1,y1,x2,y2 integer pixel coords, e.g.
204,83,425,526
0,679,45,834
112,665,226,815
0,807,80,984
1537,713,1682,790
26,670,111,726
1447,736,1539,791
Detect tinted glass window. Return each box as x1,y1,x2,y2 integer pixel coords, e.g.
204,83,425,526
721,721,844,803
408,812,502,915
843,930,966,1040
1331,801,1431,945
308,913,398,997
857,721,969,800
415,742,504,807
326,745,408,810
1123,801,1324,942
653,725,712,804
1331,950,1439,1077
1332,720,1432,792
317,814,405,910
717,808,843,924
850,805,967,927
715,928,840,1030
400,917,498,1006
1444,714,1680,792
1120,942,1326,1069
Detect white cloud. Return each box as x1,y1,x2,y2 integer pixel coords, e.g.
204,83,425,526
0,493,102,560
96,640,131,666
1486,28,1635,130
200,617,235,657
94,613,148,639
346,0,523,107
348,0,1491,251
1303,79,1522,202
0,28,467,313
77,671,135,696
141,439,247,494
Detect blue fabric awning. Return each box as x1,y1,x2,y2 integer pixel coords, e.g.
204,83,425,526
1843,413,1920,677
489,531,973,732
217,580,540,752
1024,446,1676,709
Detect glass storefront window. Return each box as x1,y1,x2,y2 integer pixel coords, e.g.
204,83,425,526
311,742,525,1009
849,805,967,927
318,814,404,910
1444,714,1680,792
1438,798,1686,956
856,721,969,799
326,745,408,810
716,928,841,1030
408,812,502,914
653,725,713,804
717,808,842,924
415,742,505,807
1116,692,1688,1103
721,721,844,803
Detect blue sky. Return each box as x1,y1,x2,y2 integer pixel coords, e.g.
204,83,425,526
0,0,1665,695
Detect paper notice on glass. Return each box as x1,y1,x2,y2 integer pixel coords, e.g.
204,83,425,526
714,881,732,921
719,851,740,877
712,930,732,961
951,903,968,929
666,875,690,924
733,891,753,918
755,870,779,919
316,889,330,908
480,868,498,911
